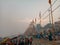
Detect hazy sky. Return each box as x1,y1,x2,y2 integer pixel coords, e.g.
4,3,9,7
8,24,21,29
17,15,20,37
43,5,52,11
0,0,60,37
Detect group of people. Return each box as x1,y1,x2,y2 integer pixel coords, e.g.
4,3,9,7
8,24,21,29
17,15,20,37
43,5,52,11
1,29,57,45
39,29,56,41
14,38,33,45
1,37,33,45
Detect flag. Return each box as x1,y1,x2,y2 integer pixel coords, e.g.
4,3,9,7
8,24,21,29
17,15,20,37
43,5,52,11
49,0,51,4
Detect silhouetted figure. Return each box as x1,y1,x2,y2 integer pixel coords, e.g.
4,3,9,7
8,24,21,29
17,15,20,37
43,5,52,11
20,39,24,45
25,38,30,45
48,30,53,41
29,37,33,45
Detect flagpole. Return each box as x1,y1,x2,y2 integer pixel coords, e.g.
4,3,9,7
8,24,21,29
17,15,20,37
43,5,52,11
39,11,41,26
48,9,51,23
49,0,54,30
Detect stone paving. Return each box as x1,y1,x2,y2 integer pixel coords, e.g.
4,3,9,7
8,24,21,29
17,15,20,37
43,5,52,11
32,38,60,45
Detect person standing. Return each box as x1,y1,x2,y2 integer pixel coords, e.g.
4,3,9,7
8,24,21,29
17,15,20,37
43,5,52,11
29,37,33,45
48,30,53,41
